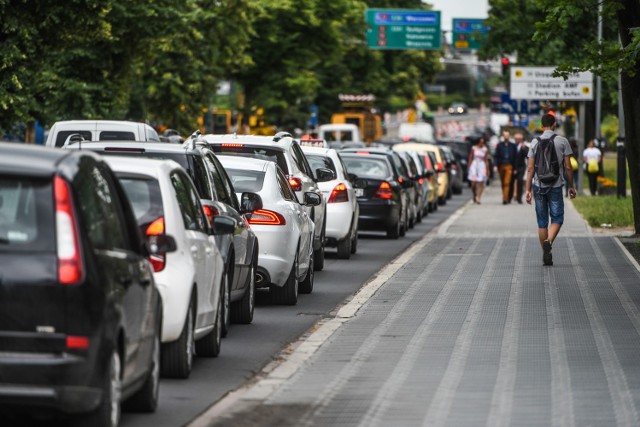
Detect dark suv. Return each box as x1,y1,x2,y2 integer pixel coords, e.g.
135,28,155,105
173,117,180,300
0,143,172,426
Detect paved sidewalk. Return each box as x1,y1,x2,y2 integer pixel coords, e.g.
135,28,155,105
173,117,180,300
199,184,640,427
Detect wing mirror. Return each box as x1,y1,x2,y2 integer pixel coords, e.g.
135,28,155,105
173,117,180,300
240,192,263,213
303,192,322,206
146,234,177,255
209,215,235,235
315,167,335,182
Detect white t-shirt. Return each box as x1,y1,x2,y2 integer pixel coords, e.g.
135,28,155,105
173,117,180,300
583,147,601,163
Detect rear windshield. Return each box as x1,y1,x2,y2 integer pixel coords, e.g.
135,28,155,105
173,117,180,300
306,155,336,174
0,176,55,251
209,145,289,174
55,131,92,147
99,131,135,141
225,169,266,193
341,157,391,180
116,175,164,234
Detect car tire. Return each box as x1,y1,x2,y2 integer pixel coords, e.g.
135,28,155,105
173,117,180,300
272,252,298,305
74,348,122,427
447,187,453,199
313,220,325,271
336,236,352,259
387,220,400,239
123,316,160,413
231,251,256,325
299,247,314,294
417,207,423,223
350,225,358,254
220,265,231,338
161,301,194,379
195,290,222,358
438,195,446,205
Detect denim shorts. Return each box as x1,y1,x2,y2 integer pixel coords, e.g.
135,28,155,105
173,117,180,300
533,185,564,228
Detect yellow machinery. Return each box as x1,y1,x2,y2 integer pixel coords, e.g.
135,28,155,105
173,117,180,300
331,94,383,143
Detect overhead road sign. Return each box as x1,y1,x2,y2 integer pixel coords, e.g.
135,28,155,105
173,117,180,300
452,18,489,50
510,66,593,101
365,9,441,50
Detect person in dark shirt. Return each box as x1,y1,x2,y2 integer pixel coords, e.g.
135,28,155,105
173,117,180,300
494,130,517,204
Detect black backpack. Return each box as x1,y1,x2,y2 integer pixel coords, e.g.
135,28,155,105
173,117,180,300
534,134,560,185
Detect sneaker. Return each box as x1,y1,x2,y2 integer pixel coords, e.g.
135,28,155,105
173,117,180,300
543,240,553,266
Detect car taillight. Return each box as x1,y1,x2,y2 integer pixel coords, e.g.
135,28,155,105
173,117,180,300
248,209,286,225
66,335,89,350
146,217,166,272
221,143,244,147
437,162,444,172
375,181,394,200
203,205,219,225
356,151,370,155
419,177,425,185
54,176,83,285
288,176,302,192
328,183,349,203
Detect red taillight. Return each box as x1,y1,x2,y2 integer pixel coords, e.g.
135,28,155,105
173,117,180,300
66,335,89,350
419,177,425,185
221,143,244,147
329,183,349,203
356,151,370,155
288,176,302,192
375,181,394,200
248,209,286,225
437,162,444,172
203,205,219,225
146,217,166,272
55,176,83,285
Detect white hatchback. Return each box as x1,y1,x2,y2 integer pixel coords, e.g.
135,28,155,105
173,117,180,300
105,157,232,379
217,156,321,305
301,146,361,259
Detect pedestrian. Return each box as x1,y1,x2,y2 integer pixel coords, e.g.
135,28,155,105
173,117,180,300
467,136,490,204
513,132,529,204
525,113,576,266
495,129,517,204
583,139,602,196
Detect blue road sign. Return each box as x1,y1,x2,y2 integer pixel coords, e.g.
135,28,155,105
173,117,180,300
366,10,439,26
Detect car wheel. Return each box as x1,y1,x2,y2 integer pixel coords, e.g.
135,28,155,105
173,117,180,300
336,236,352,259
299,247,314,294
387,220,400,239
123,317,160,412
74,348,122,427
231,251,256,325
438,195,446,205
161,301,194,379
313,219,325,271
220,266,231,338
272,252,298,305
417,207,423,223
350,225,358,254
195,290,221,358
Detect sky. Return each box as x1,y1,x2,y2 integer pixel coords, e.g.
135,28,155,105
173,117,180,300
425,0,490,33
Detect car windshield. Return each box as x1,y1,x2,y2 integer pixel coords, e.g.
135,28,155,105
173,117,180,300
225,169,266,193
0,176,55,251
209,145,289,174
341,157,391,180
306,154,336,174
116,175,164,234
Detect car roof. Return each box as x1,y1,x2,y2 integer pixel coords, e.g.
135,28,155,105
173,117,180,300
103,156,183,178
339,152,390,161
217,155,270,173
64,140,200,154
300,146,333,156
0,142,76,177
201,133,294,149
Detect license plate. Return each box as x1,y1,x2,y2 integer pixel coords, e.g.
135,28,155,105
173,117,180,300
355,188,364,197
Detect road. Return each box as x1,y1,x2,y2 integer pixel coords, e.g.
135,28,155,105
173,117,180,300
121,193,470,427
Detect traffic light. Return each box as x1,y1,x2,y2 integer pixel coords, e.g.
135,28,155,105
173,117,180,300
501,57,510,77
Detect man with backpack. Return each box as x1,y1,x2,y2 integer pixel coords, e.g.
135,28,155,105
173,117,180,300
525,114,576,266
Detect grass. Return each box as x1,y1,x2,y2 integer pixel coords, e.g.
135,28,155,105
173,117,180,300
572,195,634,228
581,154,631,191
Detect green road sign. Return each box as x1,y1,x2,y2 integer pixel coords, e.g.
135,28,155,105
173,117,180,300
452,18,488,50
365,9,441,50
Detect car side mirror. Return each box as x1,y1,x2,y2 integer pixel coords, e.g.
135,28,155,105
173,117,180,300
146,234,177,254
315,167,335,182
303,192,322,206
240,192,263,213
209,215,235,235
354,178,368,189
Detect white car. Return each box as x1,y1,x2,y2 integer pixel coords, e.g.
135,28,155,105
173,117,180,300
46,120,161,148
105,157,232,379
301,146,361,259
217,155,320,305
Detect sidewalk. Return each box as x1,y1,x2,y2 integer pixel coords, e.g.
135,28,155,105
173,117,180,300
196,184,640,427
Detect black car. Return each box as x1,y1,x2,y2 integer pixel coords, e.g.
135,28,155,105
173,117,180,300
0,143,174,426
438,145,464,195
437,139,472,181
339,152,408,239
65,141,259,337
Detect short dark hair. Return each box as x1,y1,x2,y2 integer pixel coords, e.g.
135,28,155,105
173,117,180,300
541,114,556,127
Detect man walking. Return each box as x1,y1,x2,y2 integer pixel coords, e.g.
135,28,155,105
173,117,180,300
513,132,529,203
495,129,517,204
525,114,576,266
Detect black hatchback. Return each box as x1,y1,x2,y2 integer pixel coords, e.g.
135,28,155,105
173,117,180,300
0,143,173,426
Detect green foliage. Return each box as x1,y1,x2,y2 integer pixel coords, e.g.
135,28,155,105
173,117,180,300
572,195,633,228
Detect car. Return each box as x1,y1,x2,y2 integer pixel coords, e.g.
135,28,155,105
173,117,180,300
104,157,235,379
63,141,259,337
317,123,364,149
396,150,432,220
393,143,449,205
422,151,439,213
46,120,161,148
398,122,435,143
339,152,408,239
0,142,174,426
438,145,464,195
200,132,332,271
218,156,321,305
301,145,364,259
394,150,426,224
437,139,473,181
448,102,468,115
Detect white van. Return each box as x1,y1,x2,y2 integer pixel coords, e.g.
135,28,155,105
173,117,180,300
398,122,435,143
45,120,161,148
318,124,362,145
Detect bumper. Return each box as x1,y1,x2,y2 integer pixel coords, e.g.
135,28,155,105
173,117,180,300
325,202,355,242
436,173,448,197
154,262,195,343
357,200,400,230
252,225,298,288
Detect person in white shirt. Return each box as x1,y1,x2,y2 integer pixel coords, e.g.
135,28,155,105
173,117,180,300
583,140,602,195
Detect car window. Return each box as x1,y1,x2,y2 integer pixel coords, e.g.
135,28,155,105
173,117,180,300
209,145,289,174
306,154,336,175
341,157,391,180
204,154,231,205
191,155,213,200
276,168,296,201
405,155,419,176
170,171,206,232
116,175,164,235
0,176,55,251
75,160,129,251
225,169,266,193
55,130,92,147
146,127,161,142
99,131,136,141
205,153,239,209
290,143,310,175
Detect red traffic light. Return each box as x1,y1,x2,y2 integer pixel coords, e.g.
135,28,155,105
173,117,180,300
501,57,510,65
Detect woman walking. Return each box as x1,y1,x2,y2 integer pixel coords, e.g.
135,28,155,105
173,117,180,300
583,139,602,195
467,136,490,204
